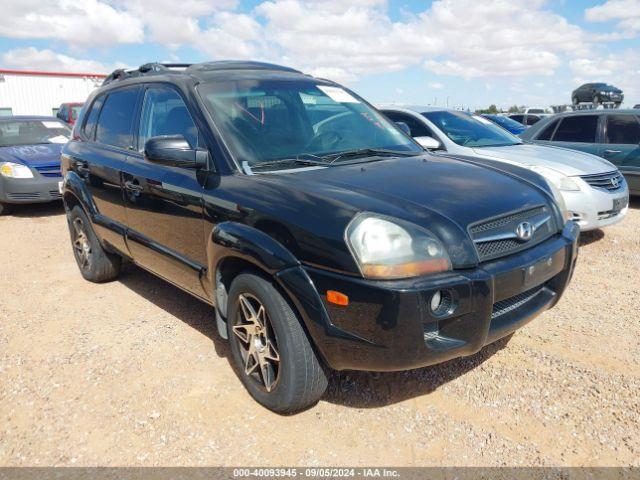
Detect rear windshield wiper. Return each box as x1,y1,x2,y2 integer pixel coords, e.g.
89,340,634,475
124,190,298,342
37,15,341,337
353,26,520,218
325,148,421,164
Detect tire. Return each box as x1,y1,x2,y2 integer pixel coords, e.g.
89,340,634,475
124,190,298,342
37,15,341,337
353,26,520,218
0,202,12,216
67,205,121,282
227,272,328,413
572,96,579,106
593,95,600,106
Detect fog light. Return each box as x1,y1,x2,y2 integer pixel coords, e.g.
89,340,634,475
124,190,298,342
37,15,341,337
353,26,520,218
429,289,455,317
430,290,442,312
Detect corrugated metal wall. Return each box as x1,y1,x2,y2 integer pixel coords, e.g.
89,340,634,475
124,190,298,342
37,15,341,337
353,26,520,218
0,74,103,116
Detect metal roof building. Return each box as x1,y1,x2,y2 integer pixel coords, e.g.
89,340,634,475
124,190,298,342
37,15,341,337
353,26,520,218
0,69,106,117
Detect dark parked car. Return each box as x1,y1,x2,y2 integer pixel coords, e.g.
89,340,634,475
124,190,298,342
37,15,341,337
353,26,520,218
0,116,70,215
508,113,542,126
481,114,527,135
56,102,84,125
61,61,579,413
571,83,623,106
520,110,640,194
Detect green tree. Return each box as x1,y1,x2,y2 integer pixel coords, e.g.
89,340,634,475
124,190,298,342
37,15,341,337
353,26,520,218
508,105,520,113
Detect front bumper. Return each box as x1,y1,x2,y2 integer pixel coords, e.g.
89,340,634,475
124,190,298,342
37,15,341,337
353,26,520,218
284,221,579,372
0,175,62,204
562,179,629,231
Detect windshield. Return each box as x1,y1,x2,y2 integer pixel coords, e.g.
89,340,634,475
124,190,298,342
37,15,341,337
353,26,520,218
422,110,521,147
198,79,421,167
0,120,71,147
71,105,83,120
484,115,526,131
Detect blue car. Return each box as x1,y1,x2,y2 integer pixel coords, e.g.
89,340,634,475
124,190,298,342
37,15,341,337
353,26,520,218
481,114,527,135
0,116,71,215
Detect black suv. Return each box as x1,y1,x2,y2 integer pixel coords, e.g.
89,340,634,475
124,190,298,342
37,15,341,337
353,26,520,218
572,83,623,106
61,61,579,413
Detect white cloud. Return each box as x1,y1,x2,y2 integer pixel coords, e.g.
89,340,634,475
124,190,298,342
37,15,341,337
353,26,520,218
1,47,127,73
0,0,144,46
585,0,640,38
428,82,444,89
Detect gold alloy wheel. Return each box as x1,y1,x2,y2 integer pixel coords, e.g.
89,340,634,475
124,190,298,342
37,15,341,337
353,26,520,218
72,218,91,270
232,293,281,392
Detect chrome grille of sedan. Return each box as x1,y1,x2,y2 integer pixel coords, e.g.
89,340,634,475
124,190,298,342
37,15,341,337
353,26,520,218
580,171,624,191
469,206,556,262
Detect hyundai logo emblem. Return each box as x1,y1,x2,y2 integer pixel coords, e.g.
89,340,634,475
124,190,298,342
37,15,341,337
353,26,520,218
611,177,619,188
516,222,535,242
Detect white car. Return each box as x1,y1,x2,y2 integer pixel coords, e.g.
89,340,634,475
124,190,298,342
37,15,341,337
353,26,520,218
380,105,629,231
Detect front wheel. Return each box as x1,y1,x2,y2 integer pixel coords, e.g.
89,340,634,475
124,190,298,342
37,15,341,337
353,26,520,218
227,273,328,413
593,95,601,106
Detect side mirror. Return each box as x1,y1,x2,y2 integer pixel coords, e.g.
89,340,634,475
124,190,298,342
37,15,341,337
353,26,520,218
414,135,442,150
395,121,411,136
144,135,207,169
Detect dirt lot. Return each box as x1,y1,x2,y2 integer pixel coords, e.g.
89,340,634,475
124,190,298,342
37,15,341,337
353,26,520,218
1,201,639,467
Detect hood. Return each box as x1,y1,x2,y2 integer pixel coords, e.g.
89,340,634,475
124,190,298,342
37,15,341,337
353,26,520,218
0,144,63,169
471,143,616,176
251,155,552,270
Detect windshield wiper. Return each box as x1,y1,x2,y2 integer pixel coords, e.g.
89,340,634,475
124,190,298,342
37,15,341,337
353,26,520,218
324,148,421,164
250,154,330,171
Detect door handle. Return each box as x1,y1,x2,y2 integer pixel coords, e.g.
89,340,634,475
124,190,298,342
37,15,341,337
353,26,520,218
603,149,622,156
124,180,143,193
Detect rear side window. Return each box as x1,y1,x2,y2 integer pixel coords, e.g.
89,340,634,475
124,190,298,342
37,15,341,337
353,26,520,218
96,88,139,149
552,115,598,143
536,118,560,141
606,115,640,144
524,115,541,126
510,115,524,123
82,96,104,140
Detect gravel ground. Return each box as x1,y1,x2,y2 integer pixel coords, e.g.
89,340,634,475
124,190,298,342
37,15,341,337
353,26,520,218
0,201,639,467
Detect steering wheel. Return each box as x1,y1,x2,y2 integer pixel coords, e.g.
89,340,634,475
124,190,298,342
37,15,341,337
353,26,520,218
305,130,343,151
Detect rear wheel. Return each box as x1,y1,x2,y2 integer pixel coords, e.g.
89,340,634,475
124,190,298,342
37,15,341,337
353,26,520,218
0,202,12,216
227,273,328,413
67,205,121,282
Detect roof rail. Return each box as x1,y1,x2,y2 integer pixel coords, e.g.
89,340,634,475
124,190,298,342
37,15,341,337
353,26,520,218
102,62,192,86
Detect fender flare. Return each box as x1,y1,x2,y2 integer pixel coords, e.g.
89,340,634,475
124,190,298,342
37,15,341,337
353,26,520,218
62,171,99,220
207,222,371,367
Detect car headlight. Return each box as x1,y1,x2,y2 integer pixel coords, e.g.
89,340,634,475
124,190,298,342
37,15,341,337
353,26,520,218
546,178,571,223
0,162,34,179
345,213,451,279
529,165,580,192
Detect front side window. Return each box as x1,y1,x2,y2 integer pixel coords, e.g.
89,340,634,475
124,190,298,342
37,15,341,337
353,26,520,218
606,115,640,144
138,87,198,151
383,111,435,138
0,119,71,147
197,79,420,166
95,88,139,149
552,115,598,143
537,118,560,141
421,110,521,148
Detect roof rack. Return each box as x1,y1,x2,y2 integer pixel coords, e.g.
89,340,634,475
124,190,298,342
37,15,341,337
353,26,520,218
102,63,192,86
185,61,301,74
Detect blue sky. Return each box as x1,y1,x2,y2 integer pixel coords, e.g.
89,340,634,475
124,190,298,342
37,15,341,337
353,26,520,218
2,0,640,109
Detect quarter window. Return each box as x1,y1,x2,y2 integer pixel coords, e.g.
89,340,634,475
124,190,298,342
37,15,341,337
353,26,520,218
138,87,198,151
606,115,640,144
95,88,139,149
82,96,104,140
552,115,598,143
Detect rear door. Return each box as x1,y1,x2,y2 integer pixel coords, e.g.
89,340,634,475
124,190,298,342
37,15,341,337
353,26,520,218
66,87,141,255
601,113,640,193
121,84,207,297
548,114,601,156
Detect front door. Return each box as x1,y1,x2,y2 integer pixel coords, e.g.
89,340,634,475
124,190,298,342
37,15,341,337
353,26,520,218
600,113,640,194
122,85,207,298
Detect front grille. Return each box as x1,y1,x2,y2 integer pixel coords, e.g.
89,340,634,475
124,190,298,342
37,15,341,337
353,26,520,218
34,166,61,177
469,206,556,262
581,171,624,191
492,284,545,319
